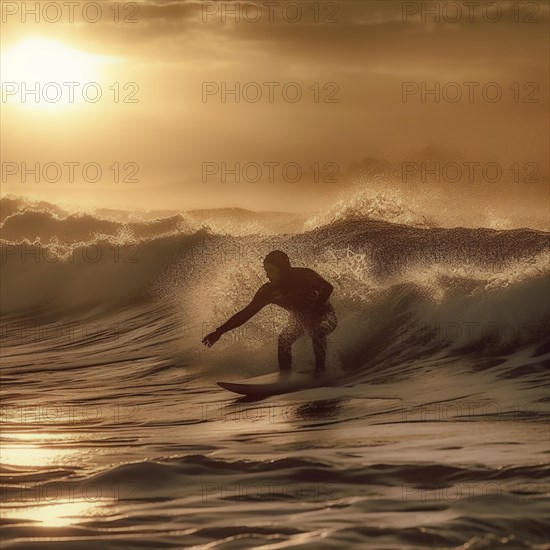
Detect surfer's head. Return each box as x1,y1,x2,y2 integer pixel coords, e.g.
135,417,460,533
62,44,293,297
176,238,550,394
263,250,291,282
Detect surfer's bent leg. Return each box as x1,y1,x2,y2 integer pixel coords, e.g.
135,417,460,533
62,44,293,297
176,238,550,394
278,319,304,371
311,308,337,372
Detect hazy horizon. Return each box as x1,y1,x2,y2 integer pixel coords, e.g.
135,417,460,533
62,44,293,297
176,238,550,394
1,0,548,214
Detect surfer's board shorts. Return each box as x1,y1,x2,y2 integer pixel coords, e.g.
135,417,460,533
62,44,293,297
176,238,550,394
285,302,337,338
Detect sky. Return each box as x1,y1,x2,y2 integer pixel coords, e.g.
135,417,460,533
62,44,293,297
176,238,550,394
1,0,549,213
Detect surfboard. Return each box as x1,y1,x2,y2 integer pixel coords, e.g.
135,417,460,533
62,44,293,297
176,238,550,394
217,370,336,397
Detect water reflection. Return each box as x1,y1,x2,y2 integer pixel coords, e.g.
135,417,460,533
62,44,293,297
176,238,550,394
1,432,108,528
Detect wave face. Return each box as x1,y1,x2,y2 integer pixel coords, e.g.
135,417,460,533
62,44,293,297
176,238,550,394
1,193,548,382
1,194,549,549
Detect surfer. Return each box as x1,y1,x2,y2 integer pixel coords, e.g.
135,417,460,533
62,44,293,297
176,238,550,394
202,250,337,373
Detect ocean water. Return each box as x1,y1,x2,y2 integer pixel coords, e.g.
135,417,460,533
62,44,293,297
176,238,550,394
1,194,549,549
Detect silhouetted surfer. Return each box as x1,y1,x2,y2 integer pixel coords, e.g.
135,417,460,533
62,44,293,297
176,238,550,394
202,250,337,373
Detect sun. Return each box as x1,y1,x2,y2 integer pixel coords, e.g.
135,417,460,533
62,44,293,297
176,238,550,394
0,37,119,110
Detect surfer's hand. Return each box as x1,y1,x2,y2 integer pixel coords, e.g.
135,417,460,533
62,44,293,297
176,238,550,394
202,330,221,347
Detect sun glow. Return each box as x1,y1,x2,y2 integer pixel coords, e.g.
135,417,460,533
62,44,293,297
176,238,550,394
0,37,119,109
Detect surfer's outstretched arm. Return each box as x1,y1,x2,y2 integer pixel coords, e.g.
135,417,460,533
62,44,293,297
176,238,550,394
216,299,265,334
202,285,269,347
